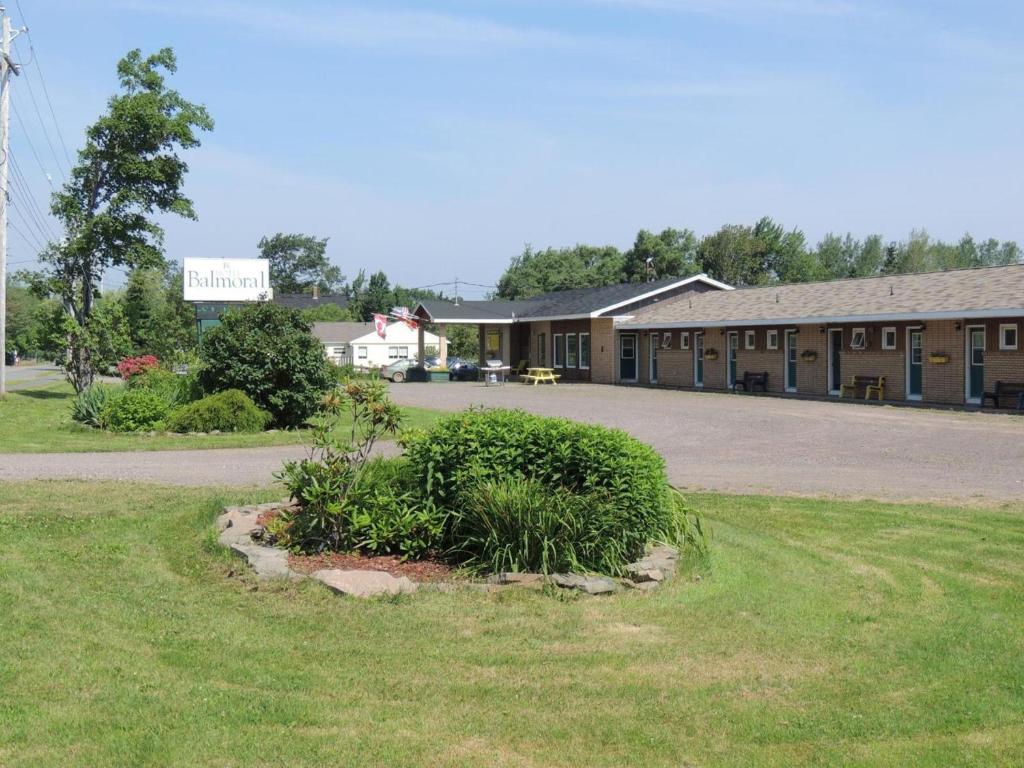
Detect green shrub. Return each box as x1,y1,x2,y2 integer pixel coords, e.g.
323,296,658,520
167,389,270,433
402,408,679,572
199,303,333,427
99,388,170,432
71,384,124,428
131,367,201,409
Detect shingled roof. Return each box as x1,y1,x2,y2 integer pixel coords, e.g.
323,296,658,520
415,274,731,323
621,264,1024,328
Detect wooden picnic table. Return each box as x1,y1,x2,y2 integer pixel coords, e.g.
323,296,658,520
522,367,561,386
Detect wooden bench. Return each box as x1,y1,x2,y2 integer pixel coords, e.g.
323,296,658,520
982,381,1024,410
733,371,768,393
840,375,886,401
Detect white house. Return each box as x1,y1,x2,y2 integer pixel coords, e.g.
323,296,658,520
313,321,439,368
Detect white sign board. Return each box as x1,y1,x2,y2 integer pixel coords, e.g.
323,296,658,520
183,258,273,302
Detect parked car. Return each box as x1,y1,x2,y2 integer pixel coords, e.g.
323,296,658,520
448,359,479,381
424,356,440,369
382,358,418,383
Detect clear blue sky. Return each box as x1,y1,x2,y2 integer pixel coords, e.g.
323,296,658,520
7,0,1024,296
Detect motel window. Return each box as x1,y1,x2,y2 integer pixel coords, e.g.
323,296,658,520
766,330,778,350
745,330,756,350
566,333,579,367
882,327,897,350
661,332,672,349
681,332,690,350
357,346,368,360
538,333,547,366
579,333,591,369
485,329,502,360
999,324,1018,351
553,334,564,367
850,328,866,350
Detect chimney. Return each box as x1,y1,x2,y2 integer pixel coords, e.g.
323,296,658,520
312,285,320,300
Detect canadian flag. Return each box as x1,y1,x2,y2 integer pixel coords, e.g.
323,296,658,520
389,306,418,331
373,313,388,339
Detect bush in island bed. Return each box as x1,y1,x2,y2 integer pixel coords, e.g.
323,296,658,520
199,303,333,428
71,384,123,428
99,388,170,432
167,389,270,433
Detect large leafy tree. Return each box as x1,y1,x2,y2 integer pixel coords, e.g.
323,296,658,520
623,228,699,282
26,47,212,390
496,244,625,299
258,233,343,294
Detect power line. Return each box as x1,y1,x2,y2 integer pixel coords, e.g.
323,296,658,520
9,151,57,240
10,102,52,187
8,217,44,254
14,45,67,181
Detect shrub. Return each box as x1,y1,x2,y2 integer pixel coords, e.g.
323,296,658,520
116,354,160,381
402,408,680,571
71,384,123,428
167,389,270,433
100,388,170,432
132,367,201,409
199,303,333,427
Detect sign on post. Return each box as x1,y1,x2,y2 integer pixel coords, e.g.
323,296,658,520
183,258,273,302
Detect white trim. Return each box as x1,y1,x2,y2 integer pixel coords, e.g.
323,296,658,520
426,316,515,324
999,323,1018,351
619,306,1024,329
619,332,638,383
850,328,867,350
681,331,690,350
649,333,659,383
827,328,842,395
906,326,923,401
553,333,565,368
579,332,590,370
766,329,778,350
693,332,704,388
592,274,734,318
966,325,985,404
882,326,897,350
566,332,579,368
784,329,797,393
727,331,739,389
744,329,755,350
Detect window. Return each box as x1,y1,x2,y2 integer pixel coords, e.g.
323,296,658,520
999,324,1018,351
850,328,866,350
661,332,673,349
681,332,690,350
566,333,579,367
388,346,400,360
537,333,546,366
331,346,345,356
745,330,756,350
357,346,368,360
579,333,590,369
882,327,897,350
485,329,502,360
553,334,564,367
766,330,778,350
399,346,409,359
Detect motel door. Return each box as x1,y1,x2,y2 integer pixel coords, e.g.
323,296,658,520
967,326,985,402
785,330,797,392
727,332,739,388
694,333,704,387
829,329,842,394
907,329,923,399
649,333,659,383
619,333,638,382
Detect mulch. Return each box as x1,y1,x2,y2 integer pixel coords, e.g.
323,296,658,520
288,551,454,582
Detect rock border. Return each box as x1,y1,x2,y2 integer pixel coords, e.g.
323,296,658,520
217,503,680,599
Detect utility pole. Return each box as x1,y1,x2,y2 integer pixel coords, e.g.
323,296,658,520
0,7,20,397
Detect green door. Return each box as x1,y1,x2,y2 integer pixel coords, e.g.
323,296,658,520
728,333,738,388
908,329,923,398
968,327,985,401
619,334,637,381
786,330,797,391
695,333,704,386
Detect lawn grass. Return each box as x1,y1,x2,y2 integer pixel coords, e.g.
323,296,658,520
1,482,1022,766
0,383,441,453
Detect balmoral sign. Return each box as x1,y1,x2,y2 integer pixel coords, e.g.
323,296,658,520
183,258,273,302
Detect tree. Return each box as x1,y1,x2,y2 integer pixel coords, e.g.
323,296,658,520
123,264,196,358
623,228,698,282
258,233,343,294
496,244,625,299
199,303,333,428
697,224,760,286
25,48,212,391
444,323,478,360
300,303,354,322
5,278,41,355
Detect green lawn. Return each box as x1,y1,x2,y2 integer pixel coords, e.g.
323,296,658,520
0,383,441,452
1,482,1022,766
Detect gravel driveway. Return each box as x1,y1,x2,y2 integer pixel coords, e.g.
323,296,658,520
389,383,1024,504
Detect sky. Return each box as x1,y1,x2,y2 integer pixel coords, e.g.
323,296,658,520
6,0,1024,296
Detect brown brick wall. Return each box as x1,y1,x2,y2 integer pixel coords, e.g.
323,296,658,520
591,319,616,384
528,321,552,368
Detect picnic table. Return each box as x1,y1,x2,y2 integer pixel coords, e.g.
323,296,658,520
521,367,561,386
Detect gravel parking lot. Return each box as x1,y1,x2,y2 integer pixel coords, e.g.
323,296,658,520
389,382,1024,503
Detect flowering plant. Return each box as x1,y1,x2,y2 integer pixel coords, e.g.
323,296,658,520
116,355,160,381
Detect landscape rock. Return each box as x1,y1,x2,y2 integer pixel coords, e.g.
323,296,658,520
487,572,544,587
550,573,619,595
626,565,665,583
625,580,661,593
229,543,296,580
311,569,418,598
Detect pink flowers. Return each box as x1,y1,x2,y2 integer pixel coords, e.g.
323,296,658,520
117,355,160,381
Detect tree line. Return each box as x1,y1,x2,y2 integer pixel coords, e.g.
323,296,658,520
495,218,1022,299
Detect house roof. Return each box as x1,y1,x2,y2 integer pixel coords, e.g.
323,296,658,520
415,274,731,324
275,293,349,311
312,322,373,343
620,264,1024,329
